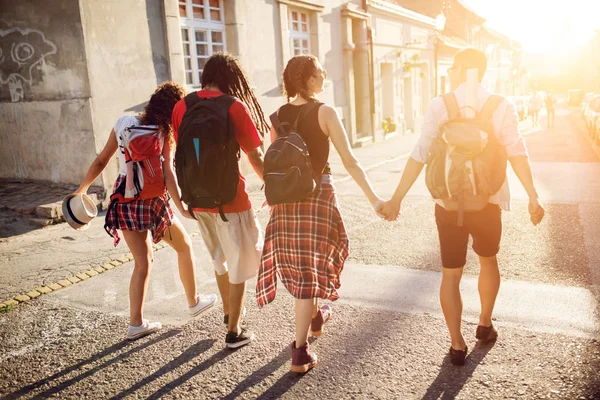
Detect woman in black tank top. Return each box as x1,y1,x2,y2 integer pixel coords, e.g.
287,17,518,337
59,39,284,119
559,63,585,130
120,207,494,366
256,55,386,374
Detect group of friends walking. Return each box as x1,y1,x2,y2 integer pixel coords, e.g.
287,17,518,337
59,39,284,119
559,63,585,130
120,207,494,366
73,47,544,372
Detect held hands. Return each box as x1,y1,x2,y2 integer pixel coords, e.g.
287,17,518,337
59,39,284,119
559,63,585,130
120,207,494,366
528,197,545,226
371,196,402,221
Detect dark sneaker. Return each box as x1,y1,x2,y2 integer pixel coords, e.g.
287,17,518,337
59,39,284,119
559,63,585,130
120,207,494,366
476,324,499,342
310,305,332,337
291,341,318,373
449,345,468,366
223,307,247,325
225,327,255,349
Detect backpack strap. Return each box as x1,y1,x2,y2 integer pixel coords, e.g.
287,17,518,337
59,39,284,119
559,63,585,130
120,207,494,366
479,94,503,121
291,101,320,132
441,93,460,120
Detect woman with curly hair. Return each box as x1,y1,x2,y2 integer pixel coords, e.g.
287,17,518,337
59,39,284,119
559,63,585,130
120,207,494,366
73,82,217,340
256,55,385,373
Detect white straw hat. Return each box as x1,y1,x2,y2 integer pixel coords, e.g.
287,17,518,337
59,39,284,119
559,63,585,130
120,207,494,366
62,193,98,231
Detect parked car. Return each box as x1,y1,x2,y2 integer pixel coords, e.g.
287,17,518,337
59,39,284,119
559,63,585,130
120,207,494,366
508,96,529,121
567,89,584,106
584,95,600,142
582,92,595,123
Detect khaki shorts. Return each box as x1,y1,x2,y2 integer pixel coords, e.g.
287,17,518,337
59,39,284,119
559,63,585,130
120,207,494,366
193,209,263,284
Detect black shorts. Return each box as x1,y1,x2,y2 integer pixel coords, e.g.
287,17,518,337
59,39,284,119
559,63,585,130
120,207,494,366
435,203,502,269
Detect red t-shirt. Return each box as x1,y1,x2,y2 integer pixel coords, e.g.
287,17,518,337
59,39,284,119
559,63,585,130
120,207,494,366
172,90,262,213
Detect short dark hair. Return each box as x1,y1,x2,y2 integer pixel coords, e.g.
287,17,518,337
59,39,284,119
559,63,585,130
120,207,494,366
454,47,487,81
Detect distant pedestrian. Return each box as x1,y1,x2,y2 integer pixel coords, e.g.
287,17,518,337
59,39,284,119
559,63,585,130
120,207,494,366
256,54,385,373
74,82,217,341
530,92,542,126
381,48,545,366
545,92,556,128
171,53,268,349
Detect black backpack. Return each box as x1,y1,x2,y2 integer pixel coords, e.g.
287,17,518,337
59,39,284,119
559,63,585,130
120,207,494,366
174,93,239,221
264,102,319,205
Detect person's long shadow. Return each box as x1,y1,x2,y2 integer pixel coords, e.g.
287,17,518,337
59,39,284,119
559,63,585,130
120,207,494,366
109,339,216,399
5,330,181,400
145,346,241,399
422,339,496,400
222,340,314,400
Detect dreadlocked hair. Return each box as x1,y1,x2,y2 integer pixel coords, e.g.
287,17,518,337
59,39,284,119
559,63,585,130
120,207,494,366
139,81,186,144
282,55,319,103
201,52,269,137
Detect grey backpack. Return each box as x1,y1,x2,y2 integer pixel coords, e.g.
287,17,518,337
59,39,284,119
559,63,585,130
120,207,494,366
425,93,507,225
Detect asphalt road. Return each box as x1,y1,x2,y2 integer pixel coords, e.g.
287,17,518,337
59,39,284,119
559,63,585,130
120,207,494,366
1,106,599,399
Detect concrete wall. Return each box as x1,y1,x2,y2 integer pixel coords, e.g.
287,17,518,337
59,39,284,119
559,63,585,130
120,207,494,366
0,0,96,184
80,0,171,188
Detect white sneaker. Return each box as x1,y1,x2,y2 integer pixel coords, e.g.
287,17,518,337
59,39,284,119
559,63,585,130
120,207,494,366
127,320,162,341
189,293,217,317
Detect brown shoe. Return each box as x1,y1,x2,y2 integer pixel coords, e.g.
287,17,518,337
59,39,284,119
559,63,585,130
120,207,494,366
310,305,332,337
476,324,498,342
291,341,318,373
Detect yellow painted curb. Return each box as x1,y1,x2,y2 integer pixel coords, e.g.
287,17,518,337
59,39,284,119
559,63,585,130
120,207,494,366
68,277,81,284
58,280,72,288
85,270,99,278
76,273,89,281
48,283,62,291
36,286,53,294
109,260,122,267
94,267,105,274
4,299,19,307
26,291,41,299
15,295,31,303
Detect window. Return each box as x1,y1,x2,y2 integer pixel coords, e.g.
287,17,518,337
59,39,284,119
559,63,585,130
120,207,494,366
289,9,310,56
179,0,226,87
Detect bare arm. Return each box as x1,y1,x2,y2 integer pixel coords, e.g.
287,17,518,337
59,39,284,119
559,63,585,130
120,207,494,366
321,105,382,207
162,139,190,218
75,129,118,194
509,155,544,225
247,147,265,181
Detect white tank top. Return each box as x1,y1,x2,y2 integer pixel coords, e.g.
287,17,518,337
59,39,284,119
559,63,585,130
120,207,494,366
113,115,140,176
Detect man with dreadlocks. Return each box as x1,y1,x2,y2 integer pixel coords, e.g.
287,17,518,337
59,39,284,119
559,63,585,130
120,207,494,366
171,52,268,349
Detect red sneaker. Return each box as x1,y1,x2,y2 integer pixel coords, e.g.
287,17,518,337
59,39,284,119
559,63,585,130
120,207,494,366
291,341,318,373
310,305,332,337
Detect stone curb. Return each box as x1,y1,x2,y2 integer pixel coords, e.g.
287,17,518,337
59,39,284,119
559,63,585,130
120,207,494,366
0,230,201,314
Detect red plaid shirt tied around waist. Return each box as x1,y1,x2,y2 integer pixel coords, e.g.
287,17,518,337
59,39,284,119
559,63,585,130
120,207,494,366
256,181,349,308
104,175,174,246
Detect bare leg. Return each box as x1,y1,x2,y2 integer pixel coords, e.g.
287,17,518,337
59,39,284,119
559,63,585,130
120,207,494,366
228,281,247,334
295,298,317,347
162,219,197,306
122,230,153,326
215,271,230,315
440,267,466,350
478,255,501,327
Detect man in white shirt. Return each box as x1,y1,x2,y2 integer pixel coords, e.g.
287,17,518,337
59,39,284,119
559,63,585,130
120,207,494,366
381,48,545,366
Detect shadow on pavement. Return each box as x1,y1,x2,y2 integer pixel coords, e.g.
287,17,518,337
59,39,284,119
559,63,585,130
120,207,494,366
4,329,181,400
422,340,496,400
109,338,216,399
146,346,236,399
222,342,309,400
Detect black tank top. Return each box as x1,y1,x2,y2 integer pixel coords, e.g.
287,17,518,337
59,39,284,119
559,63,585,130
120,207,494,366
277,102,331,175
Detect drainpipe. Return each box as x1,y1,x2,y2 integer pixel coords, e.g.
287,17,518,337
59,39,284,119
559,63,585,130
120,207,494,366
362,0,376,142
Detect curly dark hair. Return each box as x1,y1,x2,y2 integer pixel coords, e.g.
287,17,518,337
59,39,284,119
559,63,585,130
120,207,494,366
282,55,320,102
139,81,186,143
201,52,269,137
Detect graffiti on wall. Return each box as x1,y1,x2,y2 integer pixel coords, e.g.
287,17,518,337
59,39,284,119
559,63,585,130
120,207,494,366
0,28,57,121
0,28,57,178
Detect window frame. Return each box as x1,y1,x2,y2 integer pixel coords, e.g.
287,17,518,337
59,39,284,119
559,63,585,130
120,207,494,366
289,7,311,56
178,0,227,88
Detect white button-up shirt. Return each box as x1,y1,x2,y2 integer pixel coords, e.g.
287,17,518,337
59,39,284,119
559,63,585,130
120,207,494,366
410,83,529,211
